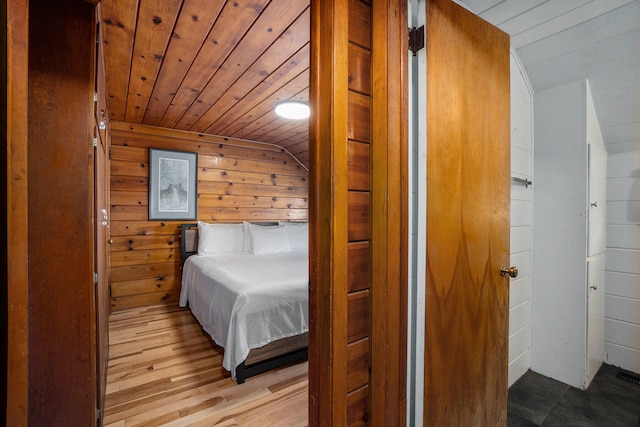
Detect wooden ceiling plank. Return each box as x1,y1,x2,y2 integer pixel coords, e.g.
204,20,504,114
271,136,308,152
258,120,308,143
268,138,309,157
174,0,310,129
231,91,307,140
123,0,183,123
188,7,311,132
158,0,271,128
281,138,311,153
231,112,286,139
213,71,309,137
262,124,308,142
292,152,308,168
205,44,310,134
101,0,140,121
143,0,226,126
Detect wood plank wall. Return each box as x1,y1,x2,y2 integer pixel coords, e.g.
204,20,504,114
109,122,309,311
346,0,372,424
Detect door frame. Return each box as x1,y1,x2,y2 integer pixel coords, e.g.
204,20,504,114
7,0,410,424
308,0,408,424
5,0,30,425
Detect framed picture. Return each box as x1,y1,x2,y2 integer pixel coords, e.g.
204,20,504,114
149,148,198,220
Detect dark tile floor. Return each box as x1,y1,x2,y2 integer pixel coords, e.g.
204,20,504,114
508,364,640,426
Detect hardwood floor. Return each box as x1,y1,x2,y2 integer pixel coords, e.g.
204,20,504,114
104,304,309,426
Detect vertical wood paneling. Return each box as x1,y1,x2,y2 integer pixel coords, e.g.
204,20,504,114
109,122,308,311
370,0,408,425
309,0,350,424
347,1,373,425
308,0,407,423
5,0,30,424
28,2,97,425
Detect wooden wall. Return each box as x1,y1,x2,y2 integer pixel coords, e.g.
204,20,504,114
346,0,372,424
109,122,309,311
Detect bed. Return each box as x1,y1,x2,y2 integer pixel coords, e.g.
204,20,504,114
179,221,309,383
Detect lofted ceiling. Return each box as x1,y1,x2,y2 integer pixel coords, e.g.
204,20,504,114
462,0,640,155
100,0,311,165
100,0,639,170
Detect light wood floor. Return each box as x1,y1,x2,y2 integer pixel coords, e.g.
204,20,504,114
104,304,309,427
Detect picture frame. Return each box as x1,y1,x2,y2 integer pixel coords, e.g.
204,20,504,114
149,148,198,220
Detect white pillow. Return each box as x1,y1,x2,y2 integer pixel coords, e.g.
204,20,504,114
242,221,254,253
247,223,291,254
279,221,308,253
197,221,244,255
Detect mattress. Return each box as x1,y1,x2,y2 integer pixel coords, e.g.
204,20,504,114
179,252,309,379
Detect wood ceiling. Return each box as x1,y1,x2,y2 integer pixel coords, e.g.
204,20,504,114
100,0,311,165
101,0,639,166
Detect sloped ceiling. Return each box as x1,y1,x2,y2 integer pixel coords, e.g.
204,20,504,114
100,0,639,168
100,0,311,165
462,0,640,154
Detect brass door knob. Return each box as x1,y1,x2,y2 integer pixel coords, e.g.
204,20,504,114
500,265,518,278
107,239,114,245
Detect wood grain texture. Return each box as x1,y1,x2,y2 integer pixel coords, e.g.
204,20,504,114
104,304,309,426
100,0,312,163
27,2,97,425
109,124,308,311
370,0,409,424
308,0,351,424
424,0,511,425
5,0,29,423
309,0,375,424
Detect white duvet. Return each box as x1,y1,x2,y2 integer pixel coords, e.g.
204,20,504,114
179,252,309,379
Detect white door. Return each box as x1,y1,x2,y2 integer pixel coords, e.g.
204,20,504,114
586,139,607,387
588,142,607,256
587,253,606,386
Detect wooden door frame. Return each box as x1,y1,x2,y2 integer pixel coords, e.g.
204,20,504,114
309,0,408,424
5,0,30,424
370,0,409,425
8,0,408,424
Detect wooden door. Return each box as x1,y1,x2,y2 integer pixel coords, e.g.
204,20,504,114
424,0,511,425
27,1,98,425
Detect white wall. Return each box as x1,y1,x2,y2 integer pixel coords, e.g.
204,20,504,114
605,150,640,373
508,49,534,387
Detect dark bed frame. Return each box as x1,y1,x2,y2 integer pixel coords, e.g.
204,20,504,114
180,223,308,384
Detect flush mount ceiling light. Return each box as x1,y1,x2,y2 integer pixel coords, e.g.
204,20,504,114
275,102,310,119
